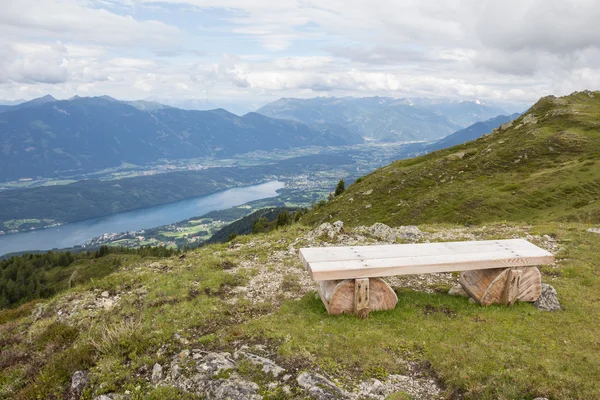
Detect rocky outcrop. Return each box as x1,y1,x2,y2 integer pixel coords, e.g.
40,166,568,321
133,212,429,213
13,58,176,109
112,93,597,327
133,348,443,400
234,350,285,377
306,222,344,240
297,372,352,399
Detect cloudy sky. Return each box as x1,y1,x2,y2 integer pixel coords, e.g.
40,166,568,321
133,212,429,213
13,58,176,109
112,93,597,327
1,0,600,113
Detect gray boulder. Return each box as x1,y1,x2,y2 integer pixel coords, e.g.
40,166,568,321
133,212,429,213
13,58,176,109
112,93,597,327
533,284,561,311
67,370,89,400
93,395,124,400
209,375,262,400
151,363,163,383
196,352,235,376
234,351,285,377
448,283,469,297
367,223,397,243
297,372,351,399
308,222,343,240
396,225,423,240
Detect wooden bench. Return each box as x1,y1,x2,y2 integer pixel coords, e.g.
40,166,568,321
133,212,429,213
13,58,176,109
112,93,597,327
299,239,554,317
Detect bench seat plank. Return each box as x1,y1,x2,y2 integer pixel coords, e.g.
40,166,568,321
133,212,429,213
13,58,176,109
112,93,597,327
300,239,554,281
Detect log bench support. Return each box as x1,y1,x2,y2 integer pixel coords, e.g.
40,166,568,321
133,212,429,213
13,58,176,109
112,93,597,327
301,239,554,317
316,278,398,317
459,266,541,306
354,278,370,318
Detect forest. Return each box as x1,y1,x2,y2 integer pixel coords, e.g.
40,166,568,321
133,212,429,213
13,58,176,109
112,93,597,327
0,245,180,308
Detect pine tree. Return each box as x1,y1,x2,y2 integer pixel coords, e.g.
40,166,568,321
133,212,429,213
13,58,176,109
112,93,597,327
334,179,345,196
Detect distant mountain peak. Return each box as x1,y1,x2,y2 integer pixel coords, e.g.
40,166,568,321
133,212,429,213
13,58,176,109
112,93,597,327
29,94,57,104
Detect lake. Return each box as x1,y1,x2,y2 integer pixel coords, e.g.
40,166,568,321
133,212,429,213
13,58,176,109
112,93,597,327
0,181,284,257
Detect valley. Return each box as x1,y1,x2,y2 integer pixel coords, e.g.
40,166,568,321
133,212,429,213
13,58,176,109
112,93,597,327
0,97,520,254
0,141,413,255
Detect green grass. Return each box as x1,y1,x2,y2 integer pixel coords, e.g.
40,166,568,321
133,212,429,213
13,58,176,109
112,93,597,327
228,224,600,399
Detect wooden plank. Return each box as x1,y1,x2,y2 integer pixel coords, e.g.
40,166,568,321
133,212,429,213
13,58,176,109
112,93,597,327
354,278,370,318
299,239,552,268
502,269,523,306
308,250,554,281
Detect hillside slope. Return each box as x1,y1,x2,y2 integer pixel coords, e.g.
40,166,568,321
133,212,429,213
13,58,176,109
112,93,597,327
2,222,600,399
426,113,521,152
304,91,600,226
0,96,362,181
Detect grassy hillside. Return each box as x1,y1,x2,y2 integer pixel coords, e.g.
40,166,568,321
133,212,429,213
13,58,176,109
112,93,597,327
304,91,600,227
2,222,600,399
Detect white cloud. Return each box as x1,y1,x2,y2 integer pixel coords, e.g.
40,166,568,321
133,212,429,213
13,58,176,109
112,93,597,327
0,0,181,49
1,0,600,107
0,42,69,84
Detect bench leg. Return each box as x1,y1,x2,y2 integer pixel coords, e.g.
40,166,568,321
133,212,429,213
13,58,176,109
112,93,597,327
354,278,370,318
459,267,541,306
316,278,398,316
502,268,523,306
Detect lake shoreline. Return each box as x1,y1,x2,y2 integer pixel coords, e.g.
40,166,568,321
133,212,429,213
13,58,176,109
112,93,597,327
0,181,284,257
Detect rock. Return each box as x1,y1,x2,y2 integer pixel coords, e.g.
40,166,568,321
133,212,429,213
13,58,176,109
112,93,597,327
67,370,89,400
32,304,44,322
588,228,600,234
396,225,423,240
367,223,397,243
151,363,163,383
297,372,351,399
93,395,124,400
196,352,235,376
174,333,189,345
102,299,115,309
307,222,343,241
533,283,561,311
171,363,182,380
363,189,373,196
234,351,285,377
101,291,110,298
358,378,387,397
448,283,469,297
533,398,549,400
522,114,538,125
333,221,344,231
209,374,261,400
282,374,292,382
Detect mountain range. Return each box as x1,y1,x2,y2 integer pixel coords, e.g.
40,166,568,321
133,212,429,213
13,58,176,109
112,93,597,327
257,96,511,142
0,96,362,181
